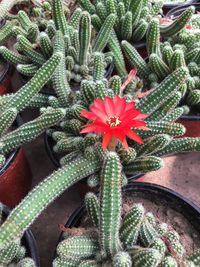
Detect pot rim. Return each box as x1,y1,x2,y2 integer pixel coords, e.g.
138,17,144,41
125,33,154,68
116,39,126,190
0,55,10,84
53,181,200,262
2,205,40,267
0,115,23,176
166,1,200,17
180,114,200,121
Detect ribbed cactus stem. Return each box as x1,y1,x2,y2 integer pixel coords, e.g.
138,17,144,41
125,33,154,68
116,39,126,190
5,52,62,112
99,152,122,256
0,108,65,155
0,156,100,247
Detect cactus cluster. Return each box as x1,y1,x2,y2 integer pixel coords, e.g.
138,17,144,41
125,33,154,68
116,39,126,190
0,203,36,267
0,0,114,88
78,0,164,43
0,52,65,168
122,6,200,110
54,152,200,267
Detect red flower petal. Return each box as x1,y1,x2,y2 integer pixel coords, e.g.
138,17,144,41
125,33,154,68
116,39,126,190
102,132,112,149
104,96,115,116
114,96,126,116
90,105,108,121
80,110,97,120
126,129,144,144
122,138,129,150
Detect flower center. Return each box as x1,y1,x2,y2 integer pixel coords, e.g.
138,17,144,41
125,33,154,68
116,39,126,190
107,116,121,127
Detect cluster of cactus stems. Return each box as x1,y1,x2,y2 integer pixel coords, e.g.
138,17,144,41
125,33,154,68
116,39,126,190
0,0,115,87
0,0,200,264
0,203,36,266
1,58,200,248
0,51,66,168
53,152,200,267
122,5,200,109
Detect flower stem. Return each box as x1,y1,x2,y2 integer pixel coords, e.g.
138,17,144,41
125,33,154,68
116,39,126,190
107,136,117,151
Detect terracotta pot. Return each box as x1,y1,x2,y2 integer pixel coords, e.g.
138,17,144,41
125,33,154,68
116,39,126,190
178,114,200,137
0,55,11,95
2,205,40,266
0,148,32,208
0,116,32,208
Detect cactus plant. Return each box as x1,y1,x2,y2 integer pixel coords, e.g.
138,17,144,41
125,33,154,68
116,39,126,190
122,7,200,111
1,62,200,247
0,52,65,168
0,203,36,266
53,152,200,267
0,0,115,89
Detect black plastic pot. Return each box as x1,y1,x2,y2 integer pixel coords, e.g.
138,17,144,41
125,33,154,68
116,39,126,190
2,205,40,266
54,181,200,262
166,1,200,17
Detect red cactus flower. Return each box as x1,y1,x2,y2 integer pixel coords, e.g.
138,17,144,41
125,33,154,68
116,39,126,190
80,96,148,150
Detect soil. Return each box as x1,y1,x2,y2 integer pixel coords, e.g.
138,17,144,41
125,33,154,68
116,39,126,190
123,190,200,254
71,189,200,255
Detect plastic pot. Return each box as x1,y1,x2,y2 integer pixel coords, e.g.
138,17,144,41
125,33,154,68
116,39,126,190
44,133,143,197
0,116,32,208
166,1,200,17
54,181,200,261
178,114,200,137
2,205,40,267
0,55,11,95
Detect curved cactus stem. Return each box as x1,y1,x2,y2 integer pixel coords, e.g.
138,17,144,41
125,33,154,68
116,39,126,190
136,67,189,114
17,63,39,77
149,53,170,81
85,192,99,227
0,238,20,264
108,31,127,77
120,204,145,248
52,30,71,107
162,107,184,123
155,137,200,156
79,11,91,66
146,18,161,57
129,0,143,28
0,108,65,155
136,134,171,157
93,14,116,53
124,156,163,175
121,11,132,41
17,257,37,267
0,46,30,65
52,0,68,35
6,52,62,112
93,52,105,81
122,40,148,79
160,6,194,37
0,21,16,45
147,92,182,122
79,260,100,267
0,155,100,247
57,235,99,259
160,256,178,267
99,152,122,256
53,257,80,267
0,108,17,137
113,251,132,267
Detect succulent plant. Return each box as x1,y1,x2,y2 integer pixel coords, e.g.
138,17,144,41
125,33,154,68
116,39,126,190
54,152,200,267
1,56,200,248
0,203,36,266
0,52,65,168
121,6,200,111
78,0,195,77
0,0,115,89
